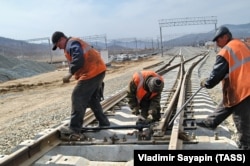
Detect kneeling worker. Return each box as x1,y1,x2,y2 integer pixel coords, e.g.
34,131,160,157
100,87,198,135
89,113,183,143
127,70,164,124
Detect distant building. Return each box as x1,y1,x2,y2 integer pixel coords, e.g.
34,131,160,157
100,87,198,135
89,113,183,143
205,41,215,50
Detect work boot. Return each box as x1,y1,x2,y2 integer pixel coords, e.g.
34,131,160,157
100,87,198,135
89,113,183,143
59,126,86,141
99,121,110,127
59,126,79,134
237,142,250,150
196,120,216,130
136,115,153,125
178,131,190,141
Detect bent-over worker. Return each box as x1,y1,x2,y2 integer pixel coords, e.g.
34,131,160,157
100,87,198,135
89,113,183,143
127,70,164,124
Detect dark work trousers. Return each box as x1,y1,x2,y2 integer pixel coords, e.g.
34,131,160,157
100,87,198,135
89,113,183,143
206,96,250,148
140,99,161,121
70,72,110,133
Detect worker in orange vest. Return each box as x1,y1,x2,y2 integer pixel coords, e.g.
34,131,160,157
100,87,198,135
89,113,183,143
127,70,164,124
198,26,250,149
51,31,110,140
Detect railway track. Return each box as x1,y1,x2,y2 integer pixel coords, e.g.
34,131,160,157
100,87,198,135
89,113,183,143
0,49,238,166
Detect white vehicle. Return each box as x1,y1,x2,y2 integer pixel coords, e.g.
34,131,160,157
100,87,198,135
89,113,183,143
100,49,110,65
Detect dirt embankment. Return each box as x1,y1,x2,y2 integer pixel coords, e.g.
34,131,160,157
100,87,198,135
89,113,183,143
0,54,55,83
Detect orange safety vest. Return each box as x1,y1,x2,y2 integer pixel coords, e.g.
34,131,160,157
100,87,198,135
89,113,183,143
219,39,250,107
64,38,106,80
133,70,164,103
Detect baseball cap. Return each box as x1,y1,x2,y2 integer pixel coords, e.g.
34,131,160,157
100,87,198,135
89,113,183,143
212,26,231,42
51,31,66,50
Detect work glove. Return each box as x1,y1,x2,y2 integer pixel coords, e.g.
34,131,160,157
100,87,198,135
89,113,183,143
147,110,153,119
148,110,154,115
62,73,72,83
148,110,158,120
200,78,208,88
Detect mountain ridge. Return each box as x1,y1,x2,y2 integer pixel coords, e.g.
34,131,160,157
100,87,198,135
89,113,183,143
0,23,249,57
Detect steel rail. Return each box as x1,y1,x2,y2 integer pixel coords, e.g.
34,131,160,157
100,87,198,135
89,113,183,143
169,53,208,150
153,52,208,136
153,57,183,136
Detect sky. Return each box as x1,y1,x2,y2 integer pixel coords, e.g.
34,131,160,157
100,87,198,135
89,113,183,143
0,0,250,41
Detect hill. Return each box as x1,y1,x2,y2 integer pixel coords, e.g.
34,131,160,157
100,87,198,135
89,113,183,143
0,54,55,82
163,23,250,47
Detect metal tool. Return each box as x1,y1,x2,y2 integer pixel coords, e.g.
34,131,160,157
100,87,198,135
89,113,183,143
81,124,151,132
168,86,203,126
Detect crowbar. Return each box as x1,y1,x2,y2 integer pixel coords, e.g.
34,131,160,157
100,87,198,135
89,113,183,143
168,86,203,126
81,124,151,132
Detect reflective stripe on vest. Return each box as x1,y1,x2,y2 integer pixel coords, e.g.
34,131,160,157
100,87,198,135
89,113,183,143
223,45,250,75
135,71,162,103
